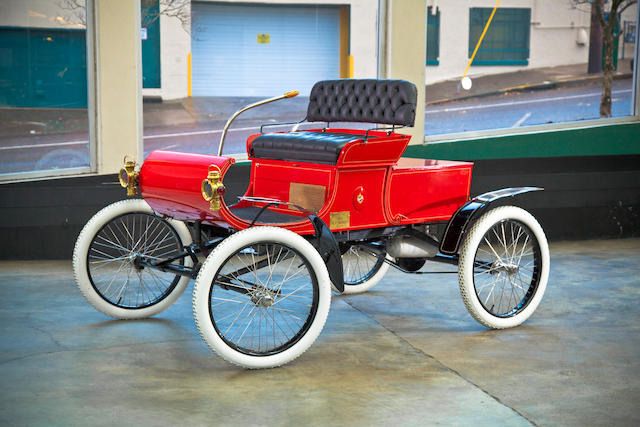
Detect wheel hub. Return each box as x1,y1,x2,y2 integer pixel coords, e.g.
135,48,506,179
492,260,519,275
251,290,275,307
131,254,145,271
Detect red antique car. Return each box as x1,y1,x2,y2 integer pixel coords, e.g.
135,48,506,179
73,79,550,369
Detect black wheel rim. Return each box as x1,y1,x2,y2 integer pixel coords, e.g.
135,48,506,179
209,242,319,357
472,219,542,318
86,212,183,309
342,244,385,285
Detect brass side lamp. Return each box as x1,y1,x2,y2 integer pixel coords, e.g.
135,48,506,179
201,165,226,211
118,155,139,196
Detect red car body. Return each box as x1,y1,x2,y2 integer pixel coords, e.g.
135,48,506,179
139,128,473,235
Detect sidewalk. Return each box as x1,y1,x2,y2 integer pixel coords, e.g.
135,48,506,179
425,59,634,105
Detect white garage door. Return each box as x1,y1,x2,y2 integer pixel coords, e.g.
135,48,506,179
191,2,341,97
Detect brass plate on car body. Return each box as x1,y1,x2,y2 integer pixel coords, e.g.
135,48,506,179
330,211,350,230
289,183,326,212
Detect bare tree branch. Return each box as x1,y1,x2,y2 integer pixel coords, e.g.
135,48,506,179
619,0,637,14
57,0,190,33
141,0,190,33
56,0,87,26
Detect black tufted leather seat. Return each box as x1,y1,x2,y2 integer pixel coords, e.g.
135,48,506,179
307,79,417,126
251,79,417,164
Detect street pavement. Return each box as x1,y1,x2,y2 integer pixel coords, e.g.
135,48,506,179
425,78,634,136
0,60,635,175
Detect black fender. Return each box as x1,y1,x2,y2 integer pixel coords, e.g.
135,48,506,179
439,187,543,255
309,216,344,293
245,198,344,292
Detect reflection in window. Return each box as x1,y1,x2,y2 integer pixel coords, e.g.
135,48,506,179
0,0,89,178
425,2,638,137
143,3,352,158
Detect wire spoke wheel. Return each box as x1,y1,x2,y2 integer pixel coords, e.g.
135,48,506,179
210,242,319,356
340,243,390,294
87,212,184,309
74,200,192,319
458,206,549,329
193,227,331,369
343,245,384,285
472,219,541,317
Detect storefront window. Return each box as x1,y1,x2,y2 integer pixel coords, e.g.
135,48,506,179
0,0,91,180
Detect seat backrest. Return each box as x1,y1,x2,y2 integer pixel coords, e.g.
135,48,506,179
306,79,417,127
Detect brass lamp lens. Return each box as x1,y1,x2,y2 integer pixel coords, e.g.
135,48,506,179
118,168,129,187
201,179,214,201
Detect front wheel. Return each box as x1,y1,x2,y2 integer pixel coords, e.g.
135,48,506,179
73,199,193,319
193,227,331,369
458,206,549,329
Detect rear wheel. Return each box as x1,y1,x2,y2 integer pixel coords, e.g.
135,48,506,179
458,206,549,329
73,199,192,319
341,244,391,295
193,227,331,369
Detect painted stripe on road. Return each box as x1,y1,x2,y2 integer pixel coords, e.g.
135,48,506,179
0,123,310,151
143,123,313,140
0,140,88,151
426,89,632,114
512,112,532,128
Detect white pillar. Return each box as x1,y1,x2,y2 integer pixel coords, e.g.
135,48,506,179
92,0,143,174
383,0,426,145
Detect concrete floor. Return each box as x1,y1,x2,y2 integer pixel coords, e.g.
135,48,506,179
1,238,639,426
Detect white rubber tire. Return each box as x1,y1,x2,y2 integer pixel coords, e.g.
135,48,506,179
458,206,550,329
193,226,331,369
73,199,193,319
341,249,392,295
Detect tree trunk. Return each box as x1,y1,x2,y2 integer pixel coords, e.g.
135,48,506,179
601,29,615,117
588,2,603,74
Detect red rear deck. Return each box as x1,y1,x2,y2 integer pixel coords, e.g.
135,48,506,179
386,158,473,225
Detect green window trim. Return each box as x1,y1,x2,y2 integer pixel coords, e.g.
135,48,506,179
469,7,531,66
407,122,640,161
426,6,440,66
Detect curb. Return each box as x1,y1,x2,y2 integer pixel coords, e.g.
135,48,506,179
425,72,633,106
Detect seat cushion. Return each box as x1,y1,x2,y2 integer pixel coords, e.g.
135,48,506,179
251,131,370,164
